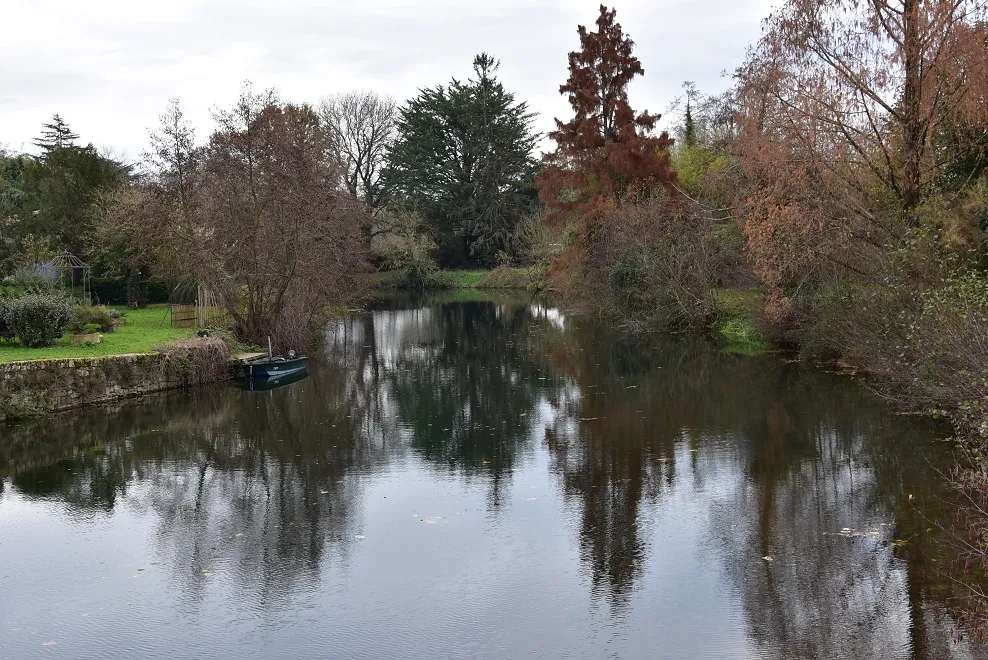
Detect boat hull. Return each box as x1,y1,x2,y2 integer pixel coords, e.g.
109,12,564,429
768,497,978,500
240,356,309,379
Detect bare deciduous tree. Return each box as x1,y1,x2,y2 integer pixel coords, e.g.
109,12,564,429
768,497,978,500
203,89,371,348
132,87,371,349
318,91,396,211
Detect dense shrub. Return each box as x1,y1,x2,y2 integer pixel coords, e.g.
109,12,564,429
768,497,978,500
393,261,453,290
377,208,453,290
0,299,10,339
3,293,71,347
514,210,563,270
572,194,717,334
155,338,232,386
67,304,115,333
3,270,62,295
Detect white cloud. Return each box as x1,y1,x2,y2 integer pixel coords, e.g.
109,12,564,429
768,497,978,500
1,0,777,161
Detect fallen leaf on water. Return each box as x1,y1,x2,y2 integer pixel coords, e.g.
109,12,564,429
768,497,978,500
202,570,213,577
891,539,909,548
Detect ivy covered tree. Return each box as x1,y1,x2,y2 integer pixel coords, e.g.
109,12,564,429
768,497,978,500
537,5,676,238
0,118,125,273
0,152,28,264
21,139,123,260
384,54,539,267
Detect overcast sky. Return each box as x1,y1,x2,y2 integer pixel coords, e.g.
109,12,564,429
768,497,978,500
2,0,777,162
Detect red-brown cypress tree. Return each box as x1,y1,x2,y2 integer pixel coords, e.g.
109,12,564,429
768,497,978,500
537,4,676,239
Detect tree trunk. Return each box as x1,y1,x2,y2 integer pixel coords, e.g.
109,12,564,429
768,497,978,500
126,266,148,309
901,0,923,224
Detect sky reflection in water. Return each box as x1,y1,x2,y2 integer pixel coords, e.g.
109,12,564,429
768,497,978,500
0,292,983,659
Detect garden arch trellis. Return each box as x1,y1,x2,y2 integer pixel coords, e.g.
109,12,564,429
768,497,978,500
40,251,91,302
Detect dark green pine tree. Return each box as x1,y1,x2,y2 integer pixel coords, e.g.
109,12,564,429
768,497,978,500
384,54,540,267
32,114,80,155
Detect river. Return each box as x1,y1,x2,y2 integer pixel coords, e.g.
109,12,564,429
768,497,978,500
0,292,984,659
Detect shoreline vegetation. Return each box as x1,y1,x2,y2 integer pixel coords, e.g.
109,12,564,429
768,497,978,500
372,266,774,356
369,266,540,292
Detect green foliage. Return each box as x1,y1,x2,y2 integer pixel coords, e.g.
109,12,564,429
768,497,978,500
195,325,259,356
378,208,451,290
0,298,9,338
716,318,772,355
514,210,563,269
0,153,28,265
5,233,60,273
394,262,454,291
384,53,540,267
20,143,124,258
672,144,731,199
684,102,697,148
32,114,79,154
67,304,114,334
374,267,536,291
446,270,488,288
713,287,771,354
3,293,70,348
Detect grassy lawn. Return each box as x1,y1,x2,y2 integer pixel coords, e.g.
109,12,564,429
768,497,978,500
0,305,194,363
447,270,490,288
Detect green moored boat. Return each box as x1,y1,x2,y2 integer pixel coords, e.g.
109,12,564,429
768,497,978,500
240,355,309,380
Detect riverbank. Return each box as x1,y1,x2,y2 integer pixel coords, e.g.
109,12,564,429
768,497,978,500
0,337,232,422
370,266,540,291
370,266,775,356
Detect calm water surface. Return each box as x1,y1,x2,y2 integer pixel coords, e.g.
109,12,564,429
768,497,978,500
1,293,983,659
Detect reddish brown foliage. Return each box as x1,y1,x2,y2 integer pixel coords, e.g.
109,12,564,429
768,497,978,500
537,4,677,245
734,0,988,312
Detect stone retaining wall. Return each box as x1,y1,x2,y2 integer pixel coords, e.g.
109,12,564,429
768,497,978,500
0,339,232,422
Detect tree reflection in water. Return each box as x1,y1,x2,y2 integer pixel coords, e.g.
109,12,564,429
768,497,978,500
0,292,983,658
